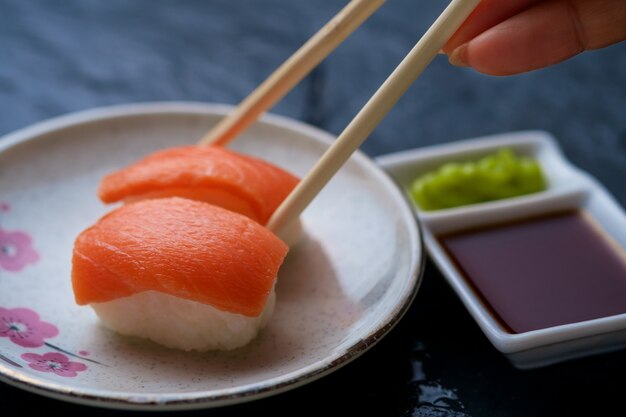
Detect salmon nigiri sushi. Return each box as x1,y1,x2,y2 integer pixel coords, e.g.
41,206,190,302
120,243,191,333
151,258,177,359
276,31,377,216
72,197,288,351
98,146,299,225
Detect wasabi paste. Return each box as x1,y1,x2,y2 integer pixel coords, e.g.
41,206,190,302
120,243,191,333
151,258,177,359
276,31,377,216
409,148,546,211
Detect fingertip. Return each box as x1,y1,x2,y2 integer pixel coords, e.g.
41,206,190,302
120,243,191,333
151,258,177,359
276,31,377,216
443,0,543,54
444,0,601,76
448,44,470,67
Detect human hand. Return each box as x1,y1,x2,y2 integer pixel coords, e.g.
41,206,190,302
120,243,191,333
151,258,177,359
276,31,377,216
442,0,626,75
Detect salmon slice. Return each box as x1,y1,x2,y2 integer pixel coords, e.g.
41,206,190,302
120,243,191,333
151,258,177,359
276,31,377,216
98,146,299,224
72,197,288,317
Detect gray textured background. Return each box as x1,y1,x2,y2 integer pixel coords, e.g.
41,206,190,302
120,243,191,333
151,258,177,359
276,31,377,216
1,0,625,206
1,1,625,416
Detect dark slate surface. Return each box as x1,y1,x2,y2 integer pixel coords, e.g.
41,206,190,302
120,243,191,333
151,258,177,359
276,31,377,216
1,1,626,416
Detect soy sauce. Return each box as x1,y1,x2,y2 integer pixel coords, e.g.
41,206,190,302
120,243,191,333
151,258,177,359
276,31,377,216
439,210,626,333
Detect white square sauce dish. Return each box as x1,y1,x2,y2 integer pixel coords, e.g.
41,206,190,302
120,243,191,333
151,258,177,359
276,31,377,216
377,130,626,369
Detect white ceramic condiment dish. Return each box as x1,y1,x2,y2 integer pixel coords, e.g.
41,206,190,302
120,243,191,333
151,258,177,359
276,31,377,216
377,130,626,369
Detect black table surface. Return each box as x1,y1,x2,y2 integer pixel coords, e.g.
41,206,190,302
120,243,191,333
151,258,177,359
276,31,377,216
2,1,626,415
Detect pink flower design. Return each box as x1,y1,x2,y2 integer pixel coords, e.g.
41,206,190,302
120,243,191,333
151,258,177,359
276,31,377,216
0,228,39,272
21,352,87,377
0,307,58,348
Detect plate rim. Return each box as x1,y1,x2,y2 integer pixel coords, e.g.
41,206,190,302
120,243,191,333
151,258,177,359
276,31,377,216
0,101,425,410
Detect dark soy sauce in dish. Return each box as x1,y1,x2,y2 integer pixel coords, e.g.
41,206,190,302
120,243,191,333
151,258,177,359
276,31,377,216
439,210,626,333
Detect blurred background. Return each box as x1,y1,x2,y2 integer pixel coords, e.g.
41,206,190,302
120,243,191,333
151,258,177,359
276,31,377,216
1,0,625,207
1,1,625,416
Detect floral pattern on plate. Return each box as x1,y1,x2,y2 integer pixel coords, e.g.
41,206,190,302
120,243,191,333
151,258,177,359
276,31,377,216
21,352,87,378
0,307,58,348
0,307,104,373
0,203,39,273
0,229,39,272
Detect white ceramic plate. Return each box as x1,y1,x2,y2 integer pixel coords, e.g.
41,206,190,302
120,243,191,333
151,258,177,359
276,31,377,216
0,102,423,409
377,131,626,369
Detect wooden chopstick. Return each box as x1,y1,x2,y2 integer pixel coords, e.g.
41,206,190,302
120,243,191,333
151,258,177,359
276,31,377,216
198,0,386,147
267,0,481,236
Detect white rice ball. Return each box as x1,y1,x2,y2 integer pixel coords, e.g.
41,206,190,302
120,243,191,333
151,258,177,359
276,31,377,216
91,289,275,351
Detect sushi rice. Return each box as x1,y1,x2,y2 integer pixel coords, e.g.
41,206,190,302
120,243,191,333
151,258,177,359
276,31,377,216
92,288,276,351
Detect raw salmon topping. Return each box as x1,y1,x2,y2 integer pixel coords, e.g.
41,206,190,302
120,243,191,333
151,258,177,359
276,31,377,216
98,146,299,224
72,198,288,317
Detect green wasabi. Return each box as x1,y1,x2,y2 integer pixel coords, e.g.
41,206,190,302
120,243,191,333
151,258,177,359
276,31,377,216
409,148,546,211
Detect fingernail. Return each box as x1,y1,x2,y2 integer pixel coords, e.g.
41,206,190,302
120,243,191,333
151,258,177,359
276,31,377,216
437,49,446,55
448,43,469,67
